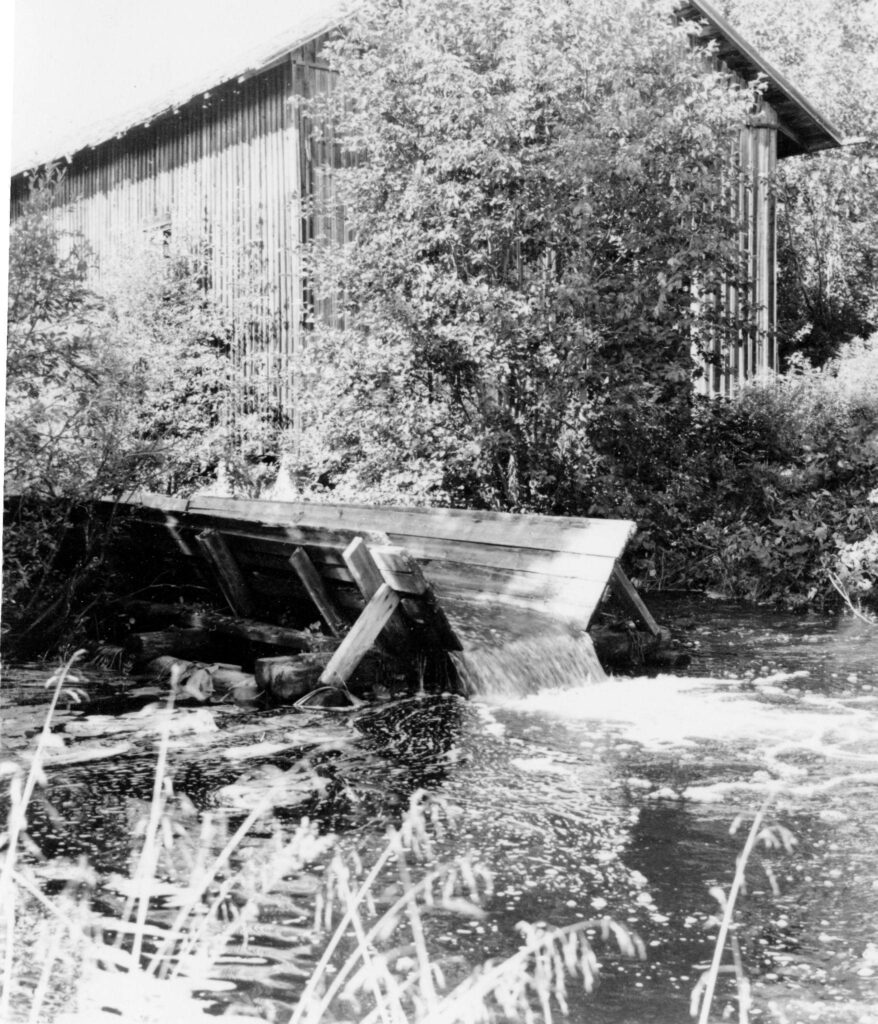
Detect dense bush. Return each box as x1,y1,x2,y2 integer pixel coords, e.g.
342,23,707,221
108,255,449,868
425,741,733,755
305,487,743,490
286,0,876,612
621,336,878,608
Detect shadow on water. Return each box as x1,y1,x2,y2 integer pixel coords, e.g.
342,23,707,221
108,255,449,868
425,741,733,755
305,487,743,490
5,594,878,1021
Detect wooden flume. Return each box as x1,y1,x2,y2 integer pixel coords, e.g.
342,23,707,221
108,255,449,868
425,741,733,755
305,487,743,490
106,493,673,700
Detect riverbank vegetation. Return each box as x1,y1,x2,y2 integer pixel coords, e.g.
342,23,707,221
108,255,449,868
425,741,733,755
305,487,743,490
3,175,271,658
4,0,878,660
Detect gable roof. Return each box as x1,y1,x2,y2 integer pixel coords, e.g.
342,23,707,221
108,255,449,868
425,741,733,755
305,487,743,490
680,0,844,157
12,0,843,177
11,4,349,177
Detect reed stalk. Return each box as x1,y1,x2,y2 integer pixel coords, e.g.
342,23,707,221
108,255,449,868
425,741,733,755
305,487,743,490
1,651,86,1022
691,790,785,1024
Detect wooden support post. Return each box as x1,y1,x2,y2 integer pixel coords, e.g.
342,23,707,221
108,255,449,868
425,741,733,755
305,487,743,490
610,564,663,639
343,537,412,651
289,546,347,638
196,529,255,618
320,583,401,687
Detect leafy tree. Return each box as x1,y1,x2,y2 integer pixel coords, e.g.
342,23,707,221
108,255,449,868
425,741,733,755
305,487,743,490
299,0,753,511
3,173,239,654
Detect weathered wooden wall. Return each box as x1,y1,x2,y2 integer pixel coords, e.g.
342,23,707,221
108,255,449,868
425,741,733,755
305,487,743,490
106,493,638,645
10,36,343,417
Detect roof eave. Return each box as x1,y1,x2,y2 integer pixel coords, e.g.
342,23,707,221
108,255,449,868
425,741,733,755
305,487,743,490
10,15,348,179
681,0,845,157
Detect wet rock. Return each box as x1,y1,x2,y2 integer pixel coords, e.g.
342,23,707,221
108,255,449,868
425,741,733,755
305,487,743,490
144,657,257,703
625,777,653,790
210,666,259,702
645,786,680,801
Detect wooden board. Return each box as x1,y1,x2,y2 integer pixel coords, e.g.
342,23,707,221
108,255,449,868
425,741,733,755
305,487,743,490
289,547,347,638
186,496,636,558
319,584,401,686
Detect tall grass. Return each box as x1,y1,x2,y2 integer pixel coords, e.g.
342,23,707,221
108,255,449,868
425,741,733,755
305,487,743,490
2,665,645,1024
690,792,796,1024
0,656,333,1022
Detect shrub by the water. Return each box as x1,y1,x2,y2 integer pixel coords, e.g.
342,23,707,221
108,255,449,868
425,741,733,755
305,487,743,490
3,173,282,657
621,335,878,608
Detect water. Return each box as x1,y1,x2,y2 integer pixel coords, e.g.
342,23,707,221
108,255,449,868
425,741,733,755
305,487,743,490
4,595,878,1023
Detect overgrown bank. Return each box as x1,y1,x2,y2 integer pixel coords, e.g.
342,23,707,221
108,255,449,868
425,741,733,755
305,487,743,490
608,338,878,608
291,334,878,614
5,0,878,658
4,174,878,659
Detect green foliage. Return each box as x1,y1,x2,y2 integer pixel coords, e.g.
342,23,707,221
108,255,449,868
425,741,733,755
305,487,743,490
5,173,233,505
624,335,878,607
299,0,751,510
3,173,244,655
289,0,877,612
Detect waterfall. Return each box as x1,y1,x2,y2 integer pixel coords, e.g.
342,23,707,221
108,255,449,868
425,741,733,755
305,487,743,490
451,630,607,698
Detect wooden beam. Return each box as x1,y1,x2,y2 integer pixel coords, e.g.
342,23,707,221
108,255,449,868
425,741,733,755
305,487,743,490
186,608,337,651
186,495,637,558
610,564,663,638
343,536,385,596
289,546,347,638
319,583,401,687
342,537,412,651
372,546,463,652
196,529,255,618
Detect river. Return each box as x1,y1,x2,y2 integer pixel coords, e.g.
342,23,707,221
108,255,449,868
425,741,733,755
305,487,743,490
3,595,878,1023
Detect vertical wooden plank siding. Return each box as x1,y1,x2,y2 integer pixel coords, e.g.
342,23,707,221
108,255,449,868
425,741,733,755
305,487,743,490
12,42,341,426
694,100,778,398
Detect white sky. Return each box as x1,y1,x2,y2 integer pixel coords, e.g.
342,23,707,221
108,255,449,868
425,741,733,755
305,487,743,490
7,0,345,171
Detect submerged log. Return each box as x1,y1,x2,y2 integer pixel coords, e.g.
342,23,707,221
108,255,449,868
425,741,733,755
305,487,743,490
186,608,337,652
591,626,689,672
124,628,217,664
115,600,195,629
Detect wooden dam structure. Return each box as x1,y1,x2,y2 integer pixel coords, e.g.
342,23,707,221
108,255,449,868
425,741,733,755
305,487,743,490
106,495,665,700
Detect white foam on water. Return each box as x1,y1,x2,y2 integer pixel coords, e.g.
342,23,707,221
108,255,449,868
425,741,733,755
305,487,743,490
498,674,878,753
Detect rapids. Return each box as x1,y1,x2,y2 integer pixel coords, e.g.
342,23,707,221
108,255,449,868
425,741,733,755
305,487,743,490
4,595,878,1022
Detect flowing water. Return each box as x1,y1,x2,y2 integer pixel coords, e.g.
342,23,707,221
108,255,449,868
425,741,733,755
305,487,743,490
4,595,878,1023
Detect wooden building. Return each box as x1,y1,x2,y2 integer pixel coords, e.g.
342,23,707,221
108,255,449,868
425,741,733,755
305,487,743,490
10,0,844,407
677,0,844,394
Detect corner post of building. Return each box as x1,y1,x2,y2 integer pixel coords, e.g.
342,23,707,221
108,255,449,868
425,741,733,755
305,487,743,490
745,99,779,378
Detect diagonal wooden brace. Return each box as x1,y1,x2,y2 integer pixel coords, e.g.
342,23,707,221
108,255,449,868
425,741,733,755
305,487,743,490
610,563,663,638
289,546,347,638
196,528,255,618
343,536,412,650
319,583,400,687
